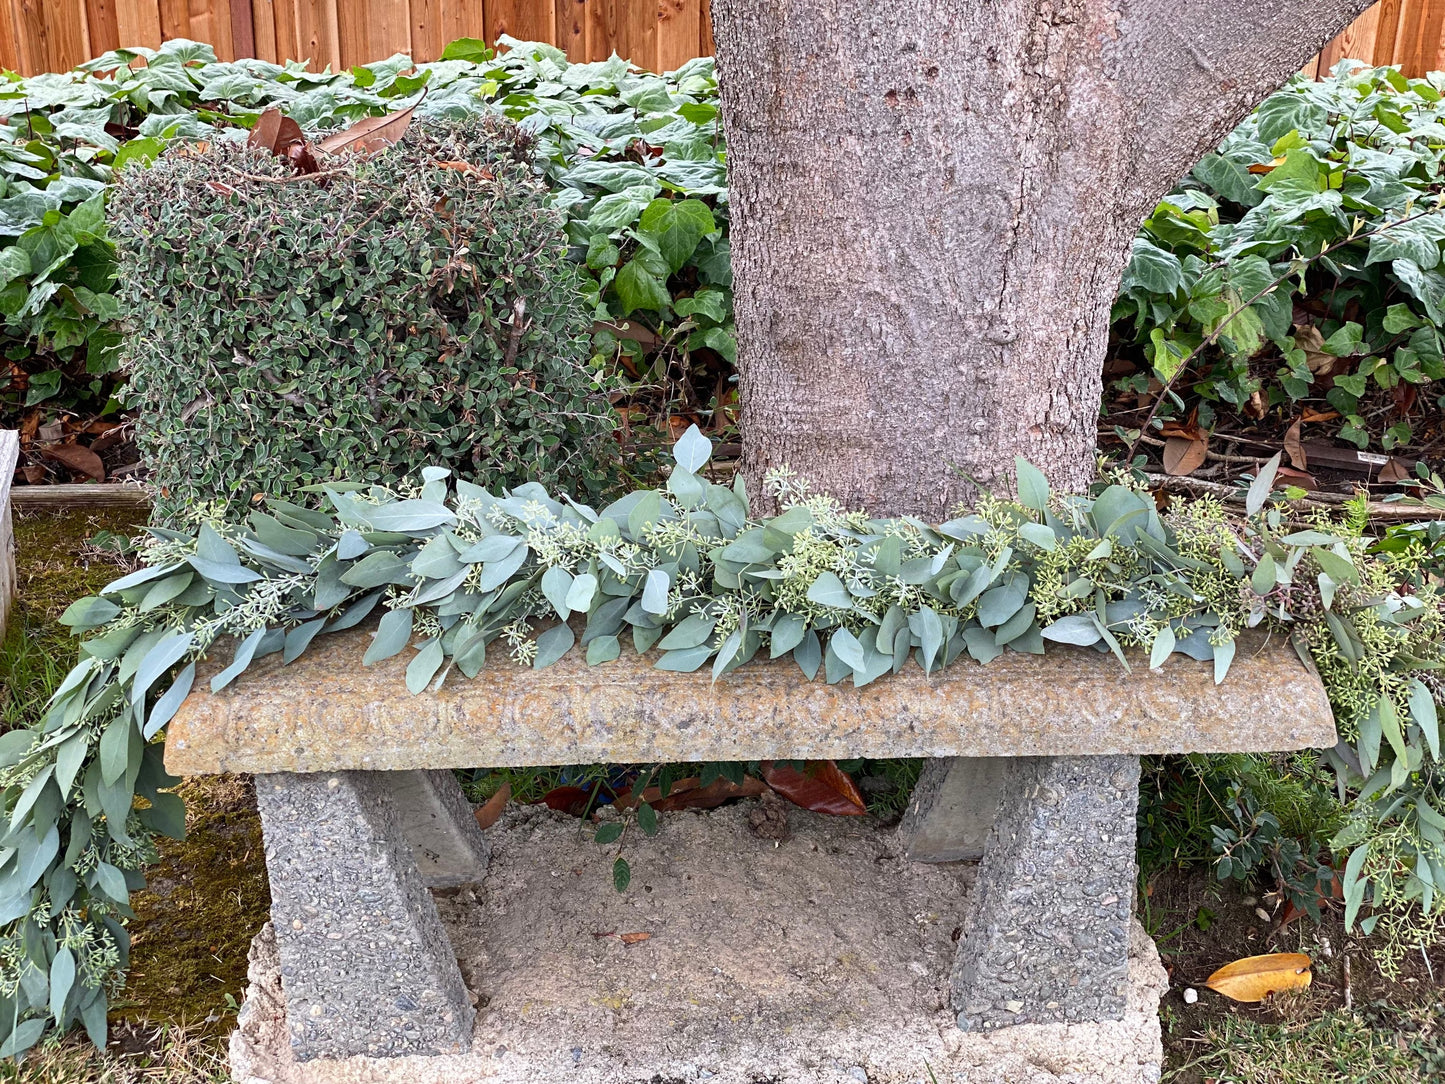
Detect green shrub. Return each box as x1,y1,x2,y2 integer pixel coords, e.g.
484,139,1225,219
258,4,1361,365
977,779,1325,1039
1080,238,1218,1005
1115,62,1445,452
107,113,616,521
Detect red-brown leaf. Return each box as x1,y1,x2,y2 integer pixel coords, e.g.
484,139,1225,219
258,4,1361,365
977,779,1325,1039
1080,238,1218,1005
473,781,511,830
1283,420,1306,470
1162,436,1207,477
648,776,769,812
318,105,416,156
761,760,867,816
537,785,591,816
40,442,105,482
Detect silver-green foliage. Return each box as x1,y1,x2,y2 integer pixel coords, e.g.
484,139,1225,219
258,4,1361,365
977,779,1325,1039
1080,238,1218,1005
3,430,1444,1056
106,112,615,523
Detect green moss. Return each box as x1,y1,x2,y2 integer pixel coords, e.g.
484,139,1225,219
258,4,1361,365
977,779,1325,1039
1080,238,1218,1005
115,776,270,1034
1,508,144,725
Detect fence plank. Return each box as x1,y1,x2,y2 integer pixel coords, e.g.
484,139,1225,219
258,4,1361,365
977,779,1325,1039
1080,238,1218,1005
699,0,711,56
157,0,186,40
86,0,122,56
1396,0,1445,74
487,0,554,46
411,0,442,60
114,0,162,47
231,0,255,56
10,0,46,72
192,0,236,58
657,0,697,71
294,0,339,69
0,0,19,72
1319,3,1380,74
558,0,585,59
249,0,277,59
585,0,619,61
623,0,655,70
1373,0,1406,63
45,0,89,69
440,0,484,50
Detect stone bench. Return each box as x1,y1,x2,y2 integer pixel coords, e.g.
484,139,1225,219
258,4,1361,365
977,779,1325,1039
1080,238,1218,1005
165,624,1335,1067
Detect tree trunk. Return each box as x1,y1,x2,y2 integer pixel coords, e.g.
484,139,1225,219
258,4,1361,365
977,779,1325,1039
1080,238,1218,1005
712,0,1373,518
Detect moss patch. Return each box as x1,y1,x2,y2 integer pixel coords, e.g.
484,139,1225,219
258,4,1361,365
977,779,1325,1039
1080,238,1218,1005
116,775,270,1035
1,507,144,725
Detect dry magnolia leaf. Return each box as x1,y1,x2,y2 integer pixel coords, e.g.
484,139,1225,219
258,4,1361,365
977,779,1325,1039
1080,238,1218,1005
1204,952,1312,1002
318,104,417,156
473,781,511,830
40,442,105,482
1163,436,1208,477
1284,419,1306,470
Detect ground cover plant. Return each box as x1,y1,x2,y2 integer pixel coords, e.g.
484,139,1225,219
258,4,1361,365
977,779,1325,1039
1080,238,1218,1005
108,111,613,522
2,424,1444,1056
7,44,1445,489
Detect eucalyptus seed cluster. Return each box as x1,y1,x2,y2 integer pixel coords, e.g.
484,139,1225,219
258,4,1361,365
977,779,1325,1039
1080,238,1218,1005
6,435,1445,1058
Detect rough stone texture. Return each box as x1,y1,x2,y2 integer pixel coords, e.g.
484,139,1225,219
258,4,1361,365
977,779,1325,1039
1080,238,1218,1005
255,771,475,1060
0,430,15,642
898,757,1008,863
166,627,1335,775
712,0,1373,519
952,757,1140,1031
390,770,491,889
230,804,1168,1084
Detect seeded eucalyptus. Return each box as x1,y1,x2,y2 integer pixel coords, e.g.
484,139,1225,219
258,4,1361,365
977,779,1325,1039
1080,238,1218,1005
2,429,1444,1057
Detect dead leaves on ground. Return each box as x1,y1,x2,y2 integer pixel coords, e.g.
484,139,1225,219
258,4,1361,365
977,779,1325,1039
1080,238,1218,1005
526,759,869,831
1204,953,1313,1002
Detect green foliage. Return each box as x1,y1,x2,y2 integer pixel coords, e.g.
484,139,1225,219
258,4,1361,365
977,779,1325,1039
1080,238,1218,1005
106,114,615,522
0,38,730,453
6,430,1445,1055
1116,62,1445,451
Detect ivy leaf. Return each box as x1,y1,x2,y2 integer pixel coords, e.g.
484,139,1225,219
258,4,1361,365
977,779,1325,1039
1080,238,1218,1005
614,252,671,315
637,197,715,273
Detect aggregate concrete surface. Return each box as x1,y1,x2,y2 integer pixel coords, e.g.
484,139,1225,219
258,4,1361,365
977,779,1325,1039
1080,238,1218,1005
231,802,1166,1084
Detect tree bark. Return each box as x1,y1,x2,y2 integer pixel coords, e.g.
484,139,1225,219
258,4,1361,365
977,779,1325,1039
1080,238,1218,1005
712,0,1373,518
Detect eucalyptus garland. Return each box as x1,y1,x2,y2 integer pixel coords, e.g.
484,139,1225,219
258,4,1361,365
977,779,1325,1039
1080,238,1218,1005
2,426,1444,1056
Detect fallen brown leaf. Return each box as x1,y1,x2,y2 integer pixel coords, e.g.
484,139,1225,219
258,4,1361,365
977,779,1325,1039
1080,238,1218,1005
435,160,495,179
1283,419,1306,470
1204,952,1312,1002
318,104,417,156
619,775,769,813
1301,407,1339,423
474,781,511,830
761,760,867,816
619,932,652,945
40,442,105,482
1163,436,1208,477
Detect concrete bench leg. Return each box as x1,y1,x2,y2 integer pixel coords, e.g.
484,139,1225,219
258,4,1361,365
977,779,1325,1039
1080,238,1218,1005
255,770,485,1060
897,756,1007,861
950,755,1139,1030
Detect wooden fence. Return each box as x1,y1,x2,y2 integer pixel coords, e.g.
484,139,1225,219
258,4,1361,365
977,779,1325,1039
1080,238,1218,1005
0,0,714,76
0,0,1442,81
1307,0,1445,77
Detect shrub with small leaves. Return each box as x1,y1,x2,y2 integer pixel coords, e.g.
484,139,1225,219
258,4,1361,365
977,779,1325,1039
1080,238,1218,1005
107,113,616,523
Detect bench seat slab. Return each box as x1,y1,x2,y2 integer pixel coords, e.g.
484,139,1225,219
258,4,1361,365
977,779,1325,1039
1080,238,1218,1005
256,770,478,1060
166,627,1335,775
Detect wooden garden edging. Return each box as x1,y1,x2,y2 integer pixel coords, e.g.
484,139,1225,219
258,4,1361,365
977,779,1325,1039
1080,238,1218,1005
0,431,15,640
